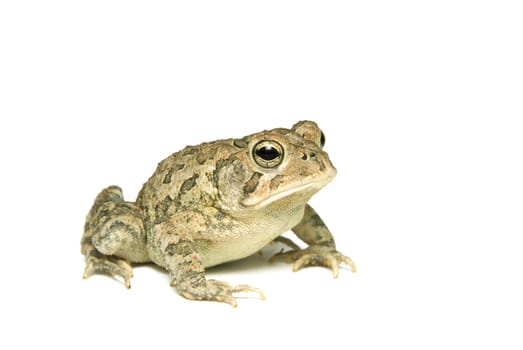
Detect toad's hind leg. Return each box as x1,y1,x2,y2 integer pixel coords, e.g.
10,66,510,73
81,186,149,288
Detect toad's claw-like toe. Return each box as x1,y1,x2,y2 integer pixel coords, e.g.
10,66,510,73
271,245,356,278
232,284,266,301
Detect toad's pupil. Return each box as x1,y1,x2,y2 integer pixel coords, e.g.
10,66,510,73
256,145,279,160
320,132,326,147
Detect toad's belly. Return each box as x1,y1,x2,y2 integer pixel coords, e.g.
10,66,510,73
199,231,279,268
198,208,305,268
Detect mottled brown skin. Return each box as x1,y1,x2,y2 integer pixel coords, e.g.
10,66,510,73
81,121,355,306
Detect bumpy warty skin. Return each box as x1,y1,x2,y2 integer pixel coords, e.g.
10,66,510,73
81,120,355,306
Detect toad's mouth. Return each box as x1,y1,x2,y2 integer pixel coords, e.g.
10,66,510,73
241,179,331,210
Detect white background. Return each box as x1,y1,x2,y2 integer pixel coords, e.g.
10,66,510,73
1,1,522,349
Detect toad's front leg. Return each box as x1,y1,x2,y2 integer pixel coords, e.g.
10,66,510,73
271,204,356,277
157,232,265,307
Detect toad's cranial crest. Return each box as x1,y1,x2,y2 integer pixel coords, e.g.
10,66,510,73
81,120,355,306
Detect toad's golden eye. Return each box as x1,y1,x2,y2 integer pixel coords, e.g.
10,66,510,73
252,140,284,168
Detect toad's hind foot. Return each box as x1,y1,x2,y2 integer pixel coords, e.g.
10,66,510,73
272,236,301,251
81,185,148,289
83,253,134,288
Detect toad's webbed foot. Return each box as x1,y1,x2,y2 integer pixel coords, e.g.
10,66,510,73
270,245,356,278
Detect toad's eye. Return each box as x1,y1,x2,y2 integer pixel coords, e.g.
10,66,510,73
253,140,284,168
320,131,326,148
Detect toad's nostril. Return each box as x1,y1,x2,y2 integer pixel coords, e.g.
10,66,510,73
301,153,307,160
309,152,316,159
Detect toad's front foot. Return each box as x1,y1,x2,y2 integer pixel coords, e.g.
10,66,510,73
271,245,356,278
174,279,265,307
83,254,134,288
